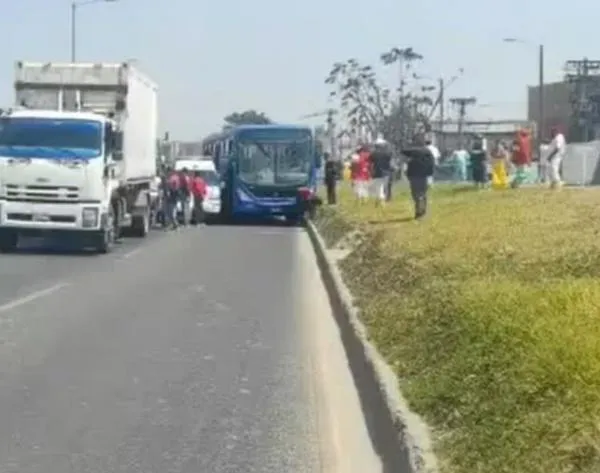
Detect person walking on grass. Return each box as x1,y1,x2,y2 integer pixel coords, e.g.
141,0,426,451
490,140,510,189
402,135,435,220
324,153,338,205
470,134,488,189
353,145,371,203
511,128,532,188
425,136,441,187
546,125,566,189
368,137,392,205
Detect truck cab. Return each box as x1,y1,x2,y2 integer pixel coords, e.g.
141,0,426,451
0,108,121,252
0,60,159,253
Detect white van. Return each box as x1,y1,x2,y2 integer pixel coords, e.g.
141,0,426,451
174,158,221,220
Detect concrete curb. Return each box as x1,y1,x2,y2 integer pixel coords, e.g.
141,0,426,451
306,220,439,473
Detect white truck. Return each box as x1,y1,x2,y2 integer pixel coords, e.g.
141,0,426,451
0,61,158,253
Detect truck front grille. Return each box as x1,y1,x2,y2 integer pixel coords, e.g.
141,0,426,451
5,184,80,203
6,213,76,223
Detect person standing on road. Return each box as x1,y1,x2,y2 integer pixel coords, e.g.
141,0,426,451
369,137,392,205
191,171,207,225
178,168,192,225
323,153,338,205
546,126,566,189
402,135,435,220
164,169,180,229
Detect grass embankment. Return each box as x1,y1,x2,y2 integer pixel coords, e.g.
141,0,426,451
316,185,600,473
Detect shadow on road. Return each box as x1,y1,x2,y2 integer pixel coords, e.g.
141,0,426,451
211,216,305,229
9,237,117,257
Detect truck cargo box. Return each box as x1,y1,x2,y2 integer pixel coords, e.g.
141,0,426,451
14,61,158,182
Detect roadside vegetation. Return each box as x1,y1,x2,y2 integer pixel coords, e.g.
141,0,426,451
316,185,600,473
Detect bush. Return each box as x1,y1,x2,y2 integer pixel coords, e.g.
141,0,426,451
315,184,600,473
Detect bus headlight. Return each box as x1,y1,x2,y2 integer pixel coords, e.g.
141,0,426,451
81,207,99,228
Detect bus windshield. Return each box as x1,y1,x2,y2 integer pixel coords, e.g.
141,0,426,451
236,134,312,186
0,117,102,159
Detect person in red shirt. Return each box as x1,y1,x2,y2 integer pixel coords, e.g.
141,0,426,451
511,128,532,188
191,171,207,225
354,145,371,202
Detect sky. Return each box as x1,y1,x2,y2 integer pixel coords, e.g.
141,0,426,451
0,0,596,140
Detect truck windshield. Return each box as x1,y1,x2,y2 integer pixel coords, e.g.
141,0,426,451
0,117,102,158
236,134,312,186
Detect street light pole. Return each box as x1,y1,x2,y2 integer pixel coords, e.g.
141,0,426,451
71,2,77,61
503,37,546,182
538,44,544,147
70,0,117,62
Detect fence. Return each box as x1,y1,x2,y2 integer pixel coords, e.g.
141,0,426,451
433,140,600,186
560,140,600,186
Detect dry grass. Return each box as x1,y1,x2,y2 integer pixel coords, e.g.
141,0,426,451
316,184,600,473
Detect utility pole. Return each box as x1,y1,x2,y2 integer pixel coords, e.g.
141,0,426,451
565,57,600,141
398,57,407,146
325,109,336,158
449,97,477,147
439,78,445,150
417,69,462,149
538,44,544,148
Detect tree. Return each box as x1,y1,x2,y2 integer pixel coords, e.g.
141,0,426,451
325,47,435,150
223,110,272,127
380,47,427,144
325,58,391,141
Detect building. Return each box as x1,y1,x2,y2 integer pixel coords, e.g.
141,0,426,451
528,71,600,142
430,120,532,152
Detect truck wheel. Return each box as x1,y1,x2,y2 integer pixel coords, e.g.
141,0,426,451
0,232,18,253
131,208,150,238
97,211,115,254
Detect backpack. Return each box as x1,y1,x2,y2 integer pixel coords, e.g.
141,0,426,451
165,174,180,200
179,174,190,197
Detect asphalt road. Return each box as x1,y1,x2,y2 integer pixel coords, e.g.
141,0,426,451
0,225,382,472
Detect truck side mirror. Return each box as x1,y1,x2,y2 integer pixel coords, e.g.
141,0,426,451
111,131,124,161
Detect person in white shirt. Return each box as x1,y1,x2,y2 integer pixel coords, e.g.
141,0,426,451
425,138,441,186
546,126,566,188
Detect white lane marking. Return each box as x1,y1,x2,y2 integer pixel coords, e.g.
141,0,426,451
0,283,69,314
119,248,142,260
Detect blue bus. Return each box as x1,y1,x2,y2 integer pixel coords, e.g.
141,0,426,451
202,124,321,223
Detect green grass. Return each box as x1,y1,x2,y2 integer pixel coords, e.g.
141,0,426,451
315,184,600,473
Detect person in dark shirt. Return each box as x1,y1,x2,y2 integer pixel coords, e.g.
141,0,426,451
323,153,337,205
368,138,392,204
402,135,435,220
470,134,488,188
